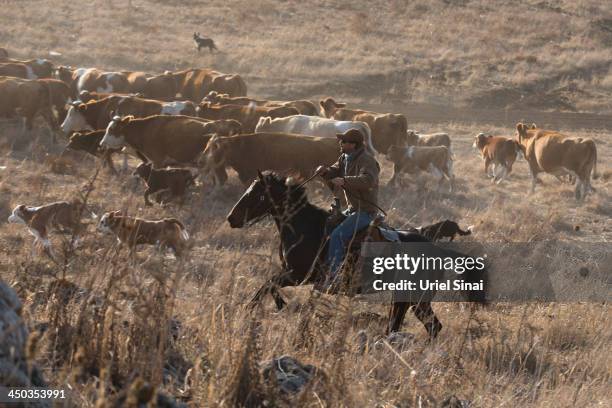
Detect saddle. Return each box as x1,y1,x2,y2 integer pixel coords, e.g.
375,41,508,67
321,201,399,295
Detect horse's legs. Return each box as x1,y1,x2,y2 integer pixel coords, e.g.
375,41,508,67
413,302,442,340
387,302,412,334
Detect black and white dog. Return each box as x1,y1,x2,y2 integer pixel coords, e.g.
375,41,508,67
193,32,218,52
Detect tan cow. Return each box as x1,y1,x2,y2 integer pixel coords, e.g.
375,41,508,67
319,97,407,153
203,91,320,116
472,133,521,184
0,63,38,79
515,123,598,200
199,133,341,185
2,58,54,78
197,102,299,133
0,76,57,140
408,130,452,151
115,96,197,117
99,114,238,169
387,145,454,192
39,78,72,123
56,67,146,96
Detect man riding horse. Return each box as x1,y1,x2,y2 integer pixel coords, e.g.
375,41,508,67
316,129,381,289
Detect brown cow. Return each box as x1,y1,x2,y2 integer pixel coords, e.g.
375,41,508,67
7,200,88,260
39,78,72,124
0,48,8,60
97,211,190,257
148,69,247,102
99,114,237,169
2,58,54,78
0,76,57,140
56,67,145,96
515,123,598,200
0,63,37,79
64,130,125,174
60,96,123,133
408,130,452,151
472,133,521,184
320,97,407,153
203,91,320,116
115,96,197,117
387,145,454,191
198,133,340,185
77,90,139,103
197,102,298,133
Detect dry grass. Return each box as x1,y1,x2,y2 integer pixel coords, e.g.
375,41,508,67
1,122,610,406
1,1,611,406
1,0,612,111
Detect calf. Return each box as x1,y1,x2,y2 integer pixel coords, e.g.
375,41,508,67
387,145,454,191
97,211,190,257
133,162,197,206
65,130,122,174
412,220,473,242
408,130,452,152
7,200,87,259
193,32,218,52
473,133,521,184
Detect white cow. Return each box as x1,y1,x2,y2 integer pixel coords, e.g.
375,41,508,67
255,114,377,155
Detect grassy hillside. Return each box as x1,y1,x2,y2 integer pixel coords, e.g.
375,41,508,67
2,0,611,112
1,1,611,407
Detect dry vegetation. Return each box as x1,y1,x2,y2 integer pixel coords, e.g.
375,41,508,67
2,0,612,112
1,1,611,407
1,122,610,407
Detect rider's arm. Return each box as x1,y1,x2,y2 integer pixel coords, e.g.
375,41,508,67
343,159,379,190
321,158,342,180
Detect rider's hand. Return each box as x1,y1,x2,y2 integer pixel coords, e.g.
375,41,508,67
330,177,345,187
316,165,328,176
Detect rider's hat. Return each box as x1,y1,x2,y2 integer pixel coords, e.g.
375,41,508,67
336,129,364,144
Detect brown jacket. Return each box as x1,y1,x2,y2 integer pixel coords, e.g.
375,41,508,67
324,148,380,214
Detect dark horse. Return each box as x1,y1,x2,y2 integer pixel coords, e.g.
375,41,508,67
227,171,487,339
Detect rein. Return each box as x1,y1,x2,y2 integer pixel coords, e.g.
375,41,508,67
296,154,388,217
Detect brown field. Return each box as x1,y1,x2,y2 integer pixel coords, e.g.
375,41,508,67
1,1,611,407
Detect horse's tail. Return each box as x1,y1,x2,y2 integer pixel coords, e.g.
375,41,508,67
443,247,489,306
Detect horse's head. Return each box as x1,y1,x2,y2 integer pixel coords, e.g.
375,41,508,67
227,170,306,228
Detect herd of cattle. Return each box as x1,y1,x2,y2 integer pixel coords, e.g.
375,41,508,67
1,47,601,259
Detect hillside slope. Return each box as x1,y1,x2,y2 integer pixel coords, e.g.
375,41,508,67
2,0,611,113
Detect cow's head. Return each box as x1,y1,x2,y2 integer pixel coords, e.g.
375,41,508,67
196,101,212,115
55,65,74,83
202,91,220,104
100,115,133,149
516,122,537,143
319,97,346,118
405,130,419,146
66,131,94,153
473,133,491,150
61,101,92,134
197,135,227,180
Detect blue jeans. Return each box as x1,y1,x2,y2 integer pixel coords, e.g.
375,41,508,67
327,211,373,278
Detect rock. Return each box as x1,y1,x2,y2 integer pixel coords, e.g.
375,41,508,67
261,355,319,394
0,279,50,407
